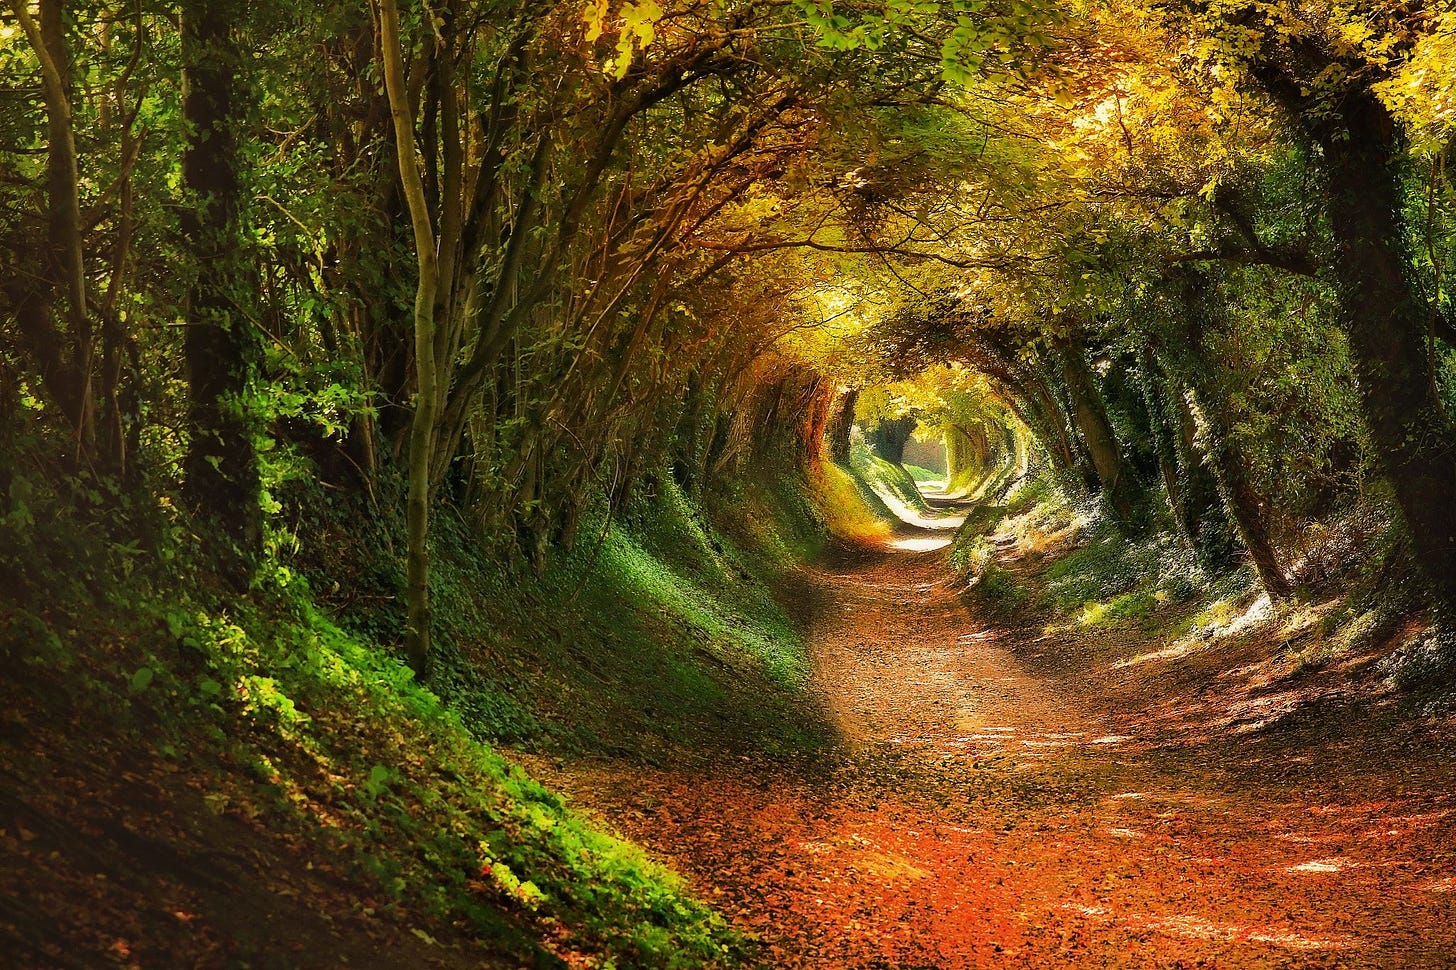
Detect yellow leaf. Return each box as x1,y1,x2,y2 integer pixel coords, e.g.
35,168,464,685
581,0,608,43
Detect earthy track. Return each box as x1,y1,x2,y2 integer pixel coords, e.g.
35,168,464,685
531,501,1456,968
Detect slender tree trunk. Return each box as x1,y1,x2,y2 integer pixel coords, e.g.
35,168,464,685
1143,355,1238,571
1186,389,1291,597
1162,272,1287,592
1011,424,1030,480
378,0,440,678
1140,359,1184,528
1168,381,1239,573
8,0,91,449
180,0,259,583
39,0,90,452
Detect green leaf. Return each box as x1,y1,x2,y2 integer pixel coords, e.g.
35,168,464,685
130,667,155,692
364,764,395,797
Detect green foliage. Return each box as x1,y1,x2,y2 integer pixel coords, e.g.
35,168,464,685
903,463,943,484
1,468,791,966
968,563,1029,616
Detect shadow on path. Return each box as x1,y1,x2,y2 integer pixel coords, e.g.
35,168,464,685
523,481,1456,968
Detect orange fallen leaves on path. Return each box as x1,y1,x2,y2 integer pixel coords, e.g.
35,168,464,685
527,513,1456,968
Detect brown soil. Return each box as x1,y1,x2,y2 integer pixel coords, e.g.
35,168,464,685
528,508,1456,968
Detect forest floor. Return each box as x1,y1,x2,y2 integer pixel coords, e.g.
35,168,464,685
525,493,1456,968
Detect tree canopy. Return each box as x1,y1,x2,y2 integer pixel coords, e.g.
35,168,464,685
3,0,1455,654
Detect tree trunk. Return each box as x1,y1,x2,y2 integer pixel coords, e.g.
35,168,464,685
1140,359,1184,529
1160,272,1287,592
1319,92,1456,616
1057,340,1145,532
379,0,441,678
7,0,92,451
1187,389,1291,597
180,0,259,584
1143,355,1239,572
825,389,858,465
1249,54,1456,615
1168,380,1239,573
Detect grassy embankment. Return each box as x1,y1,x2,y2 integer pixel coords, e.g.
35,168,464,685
0,458,887,968
948,467,1440,709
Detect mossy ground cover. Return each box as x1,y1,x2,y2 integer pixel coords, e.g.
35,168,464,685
901,463,943,486
845,444,930,516
0,458,867,967
389,472,841,767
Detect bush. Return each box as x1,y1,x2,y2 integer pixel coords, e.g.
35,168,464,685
968,564,1029,617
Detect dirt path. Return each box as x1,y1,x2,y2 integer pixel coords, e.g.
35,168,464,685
530,510,1456,968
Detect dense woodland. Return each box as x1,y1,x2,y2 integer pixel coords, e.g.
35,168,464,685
3,0,1456,966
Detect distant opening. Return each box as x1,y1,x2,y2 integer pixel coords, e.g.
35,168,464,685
901,431,947,482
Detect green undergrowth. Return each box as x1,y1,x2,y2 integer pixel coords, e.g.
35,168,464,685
809,459,896,544
902,463,943,485
0,456,885,966
948,471,1421,682
1,511,743,967
951,470,1241,629
947,455,1021,501
377,469,841,765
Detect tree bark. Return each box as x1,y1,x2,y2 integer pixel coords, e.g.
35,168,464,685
1141,354,1238,571
180,0,259,583
1186,388,1291,597
378,0,441,678
8,0,92,450
1057,340,1145,532
1140,359,1185,529
1249,53,1456,616
1167,380,1239,573
1320,92,1456,615
825,389,858,465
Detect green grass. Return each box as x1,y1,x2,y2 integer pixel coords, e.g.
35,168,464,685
967,563,1030,617
949,469,1059,578
324,468,842,767
0,457,881,967
846,443,929,514
903,462,943,485
947,469,1253,634
2,546,743,966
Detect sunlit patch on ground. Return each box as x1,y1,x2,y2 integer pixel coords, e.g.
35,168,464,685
889,535,952,552
1286,857,1357,873
1112,639,1202,669
1205,593,1273,639
1133,913,1351,950
878,488,968,531
1054,904,1354,952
